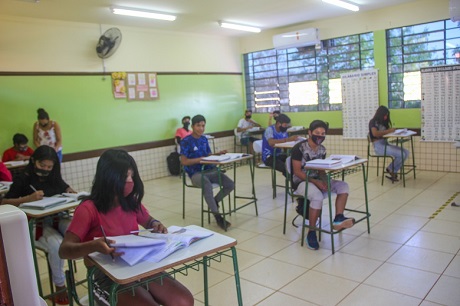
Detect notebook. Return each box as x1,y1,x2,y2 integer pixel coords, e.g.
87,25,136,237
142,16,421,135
19,197,72,210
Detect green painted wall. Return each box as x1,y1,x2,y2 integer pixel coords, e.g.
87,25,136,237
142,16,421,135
0,74,244,153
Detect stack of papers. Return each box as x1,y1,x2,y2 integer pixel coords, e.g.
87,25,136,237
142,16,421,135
202,153,246,162
287,126,304,132
19,197,73,210
247,127,261,132
109,226,214,266
305,155,359,167
4,160,28,168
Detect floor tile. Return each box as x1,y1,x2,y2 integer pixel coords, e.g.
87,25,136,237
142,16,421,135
338,284,422,306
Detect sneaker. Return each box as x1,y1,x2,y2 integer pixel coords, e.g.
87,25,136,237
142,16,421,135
333,214,355,230
306,231,319,250
214,214,231,230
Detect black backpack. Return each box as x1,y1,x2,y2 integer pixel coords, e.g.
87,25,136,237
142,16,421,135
295,197,310,218
167,151,181,176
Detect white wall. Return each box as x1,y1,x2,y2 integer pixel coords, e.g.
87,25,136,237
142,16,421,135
239,0,450,53
0,15,242,73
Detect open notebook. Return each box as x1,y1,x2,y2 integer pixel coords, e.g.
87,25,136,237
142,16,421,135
201,153,247,162
110,226,214,266
305,155,359,167
19,197,73,210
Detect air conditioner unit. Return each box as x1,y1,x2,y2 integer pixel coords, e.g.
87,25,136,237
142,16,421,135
450,0,460,22
273,28,320,50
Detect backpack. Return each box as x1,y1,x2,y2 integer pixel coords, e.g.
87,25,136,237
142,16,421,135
167,151,181,176
295,197,310,218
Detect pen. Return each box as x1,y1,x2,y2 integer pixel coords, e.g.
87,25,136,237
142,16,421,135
30,184,37,192
100,225,115,260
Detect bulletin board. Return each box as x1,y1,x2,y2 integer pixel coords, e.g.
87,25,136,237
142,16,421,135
340,69,379,139
420,64,460,142
126,72,160,101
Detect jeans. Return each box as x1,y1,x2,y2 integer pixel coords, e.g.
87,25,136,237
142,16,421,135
191,169,234,213
35,217,71,287
373,139,409,174
264,154,287,177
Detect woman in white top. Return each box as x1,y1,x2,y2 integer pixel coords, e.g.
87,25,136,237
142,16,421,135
33,108,63,163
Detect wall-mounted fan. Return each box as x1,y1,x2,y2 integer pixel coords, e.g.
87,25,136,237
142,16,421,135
96,27,122,59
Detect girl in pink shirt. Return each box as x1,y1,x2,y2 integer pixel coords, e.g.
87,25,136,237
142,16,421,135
59,149,193,306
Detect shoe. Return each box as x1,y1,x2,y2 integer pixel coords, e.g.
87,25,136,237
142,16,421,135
49,293,69,305
214,214,231,230
306,231,319,250
385,168,399,181
333,214,355,230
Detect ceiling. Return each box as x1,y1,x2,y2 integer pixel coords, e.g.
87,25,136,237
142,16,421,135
2,0,416,37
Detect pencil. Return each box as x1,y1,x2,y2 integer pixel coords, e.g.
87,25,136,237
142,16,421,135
29,185,37,192
100,225,115,260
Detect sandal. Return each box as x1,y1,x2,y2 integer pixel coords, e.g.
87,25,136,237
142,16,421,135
385,168,399,182
49,287,69,305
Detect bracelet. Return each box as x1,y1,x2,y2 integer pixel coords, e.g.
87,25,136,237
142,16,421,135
148,219,160,228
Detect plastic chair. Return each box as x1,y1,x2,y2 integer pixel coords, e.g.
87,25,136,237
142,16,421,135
366,135,394,185
253,140,268,168
233,128,249,153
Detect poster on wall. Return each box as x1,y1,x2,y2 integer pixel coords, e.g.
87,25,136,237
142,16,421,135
126,72,160,101
421,64,460,142
111,72,127,99
340,69,379,139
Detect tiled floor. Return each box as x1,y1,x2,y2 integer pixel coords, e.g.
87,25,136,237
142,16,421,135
40,165,460,305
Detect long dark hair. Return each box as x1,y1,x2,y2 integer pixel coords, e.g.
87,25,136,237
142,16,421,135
372,105,392,129
25,145,62,186
88,149,144,214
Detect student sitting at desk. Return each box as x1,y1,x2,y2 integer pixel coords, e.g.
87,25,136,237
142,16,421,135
59,149,194,306
262,113,299,176
1,145,76,305
180,115,234,230
369,105,408,182
291,120,355,250
2,133,35,162
236,109,261,153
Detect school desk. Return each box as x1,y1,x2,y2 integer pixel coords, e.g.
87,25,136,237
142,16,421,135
86,225,242,306
294,159,371,254
200,154,258,230
383,130,417,187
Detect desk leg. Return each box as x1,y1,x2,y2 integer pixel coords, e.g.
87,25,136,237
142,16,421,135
28,218,43,297
400,138,406,187
203,255,209,306
382,143,388,186
87,267,96,306
249,157,258,216
326,174,335,254
231,247,243,306
361,163,371,234
411,136,416,180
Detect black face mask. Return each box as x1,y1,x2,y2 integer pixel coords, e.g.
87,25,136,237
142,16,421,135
245,115,252,120
35,168,51,177
183,122,190,130
279,126,288,133
311,135,326,145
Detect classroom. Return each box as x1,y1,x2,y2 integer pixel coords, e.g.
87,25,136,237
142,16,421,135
0,0,459,305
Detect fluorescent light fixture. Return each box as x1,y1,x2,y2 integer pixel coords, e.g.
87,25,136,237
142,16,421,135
219,22,261,33
322,0,359,12
111,7,176,21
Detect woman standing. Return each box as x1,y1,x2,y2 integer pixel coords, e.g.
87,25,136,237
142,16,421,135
33,108,63,162
369,105,409,181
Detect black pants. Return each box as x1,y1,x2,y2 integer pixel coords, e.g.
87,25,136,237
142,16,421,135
264,154,287,177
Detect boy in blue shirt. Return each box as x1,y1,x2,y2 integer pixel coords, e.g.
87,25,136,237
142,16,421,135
262,113,299,176
180,115,234,230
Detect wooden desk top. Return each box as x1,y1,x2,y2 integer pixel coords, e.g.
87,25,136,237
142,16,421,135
88,225,237,284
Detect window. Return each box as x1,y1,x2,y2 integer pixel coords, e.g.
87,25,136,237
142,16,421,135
244,32,374,113
387,19,460,109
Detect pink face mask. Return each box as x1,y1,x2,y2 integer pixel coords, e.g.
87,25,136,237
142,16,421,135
123,181,134,197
